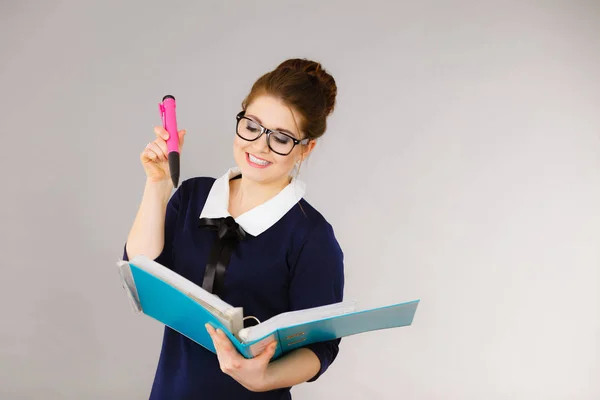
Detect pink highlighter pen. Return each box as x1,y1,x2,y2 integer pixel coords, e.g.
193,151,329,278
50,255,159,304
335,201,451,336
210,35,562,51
159,95,180,188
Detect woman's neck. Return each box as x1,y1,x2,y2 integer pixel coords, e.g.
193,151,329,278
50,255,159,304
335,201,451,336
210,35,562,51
228,175,291,218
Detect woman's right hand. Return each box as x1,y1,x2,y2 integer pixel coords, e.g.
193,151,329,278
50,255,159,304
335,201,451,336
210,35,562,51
140,126,187,183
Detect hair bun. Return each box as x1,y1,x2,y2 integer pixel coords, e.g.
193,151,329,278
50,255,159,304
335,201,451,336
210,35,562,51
276,58,337,116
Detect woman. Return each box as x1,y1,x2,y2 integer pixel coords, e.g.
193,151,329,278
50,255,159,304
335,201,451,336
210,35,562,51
122,58,344,399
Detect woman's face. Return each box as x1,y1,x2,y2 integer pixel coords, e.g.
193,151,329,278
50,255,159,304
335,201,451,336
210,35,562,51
233,94,314,187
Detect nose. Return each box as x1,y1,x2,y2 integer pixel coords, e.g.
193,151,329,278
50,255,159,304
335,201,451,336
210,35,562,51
250,131,271,153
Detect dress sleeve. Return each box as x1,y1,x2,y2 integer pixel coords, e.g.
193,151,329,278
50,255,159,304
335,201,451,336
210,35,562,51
122,181,184,270
288,220,345,382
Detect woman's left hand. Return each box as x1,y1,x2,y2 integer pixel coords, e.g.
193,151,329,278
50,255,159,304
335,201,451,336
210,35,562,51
206,323,278,392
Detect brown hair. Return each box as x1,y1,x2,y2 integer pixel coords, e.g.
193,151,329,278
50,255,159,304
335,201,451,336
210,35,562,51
241,58,337,142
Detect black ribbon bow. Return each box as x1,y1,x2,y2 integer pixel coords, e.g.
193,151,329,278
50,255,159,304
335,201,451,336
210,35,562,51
198,216,247,296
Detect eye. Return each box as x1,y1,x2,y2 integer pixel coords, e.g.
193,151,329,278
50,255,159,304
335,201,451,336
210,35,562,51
246,120,260,133
272,132,292,144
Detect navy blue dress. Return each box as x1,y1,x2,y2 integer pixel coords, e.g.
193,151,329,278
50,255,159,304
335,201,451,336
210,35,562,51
122,168,345,399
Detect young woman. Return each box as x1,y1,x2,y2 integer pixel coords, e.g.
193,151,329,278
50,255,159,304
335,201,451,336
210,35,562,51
122,58,344,399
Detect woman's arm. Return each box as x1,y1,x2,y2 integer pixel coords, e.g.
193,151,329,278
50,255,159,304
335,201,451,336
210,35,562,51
206,219,345,392
206,325,321,392
125,179,173,260
125,127,186,261
261,347,321,391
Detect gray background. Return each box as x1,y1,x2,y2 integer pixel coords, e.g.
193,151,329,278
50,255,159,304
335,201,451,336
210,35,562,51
1,1,598,399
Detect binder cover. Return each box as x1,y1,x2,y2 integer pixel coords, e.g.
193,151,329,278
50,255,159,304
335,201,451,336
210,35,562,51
118,256,419,360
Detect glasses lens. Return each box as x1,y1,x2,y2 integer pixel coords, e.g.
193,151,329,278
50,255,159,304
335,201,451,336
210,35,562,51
238,118,262,140
268,131,295,155
237,115,296,155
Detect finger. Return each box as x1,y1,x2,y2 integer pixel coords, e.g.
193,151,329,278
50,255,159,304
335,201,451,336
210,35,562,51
206,324,221,341
153,137,169,157
206,325,224,352
145,143,165,163
141,146,160,163
147,141,167,162
206,324,219,345
216,329,235,352
205,323,215,335
214,329,244,367
210,338,235,373
213,332,232,358
256,342,277,363
213,338,224,356
154,126,169,141
216,343,243,371
178,129,186,148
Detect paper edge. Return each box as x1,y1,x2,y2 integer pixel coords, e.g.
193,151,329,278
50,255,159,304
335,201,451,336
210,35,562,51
116,259,142,313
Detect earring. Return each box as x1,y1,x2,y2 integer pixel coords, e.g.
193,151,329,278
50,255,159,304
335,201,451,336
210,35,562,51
291,160,301,177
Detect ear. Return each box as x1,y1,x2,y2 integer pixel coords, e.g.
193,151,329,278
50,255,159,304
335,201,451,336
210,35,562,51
300,139,317,161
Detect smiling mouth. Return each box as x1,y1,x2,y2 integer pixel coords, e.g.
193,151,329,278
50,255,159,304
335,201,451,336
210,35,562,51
246,152,272,168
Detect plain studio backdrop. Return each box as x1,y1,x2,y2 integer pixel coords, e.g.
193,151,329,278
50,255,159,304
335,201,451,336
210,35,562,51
1,1,598,399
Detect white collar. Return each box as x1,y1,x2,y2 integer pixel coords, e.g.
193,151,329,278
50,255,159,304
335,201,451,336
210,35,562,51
199,167,306,236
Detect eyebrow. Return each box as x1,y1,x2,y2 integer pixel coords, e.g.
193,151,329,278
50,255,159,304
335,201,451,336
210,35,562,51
246,114,299,138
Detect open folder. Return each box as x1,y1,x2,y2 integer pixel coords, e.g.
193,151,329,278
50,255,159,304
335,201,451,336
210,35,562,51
117,255,420,359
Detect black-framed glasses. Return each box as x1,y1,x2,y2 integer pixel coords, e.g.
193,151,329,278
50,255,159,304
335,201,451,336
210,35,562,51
236,111,310,156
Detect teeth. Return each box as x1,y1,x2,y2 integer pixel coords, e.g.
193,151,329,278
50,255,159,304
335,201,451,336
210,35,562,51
249,154,270,166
